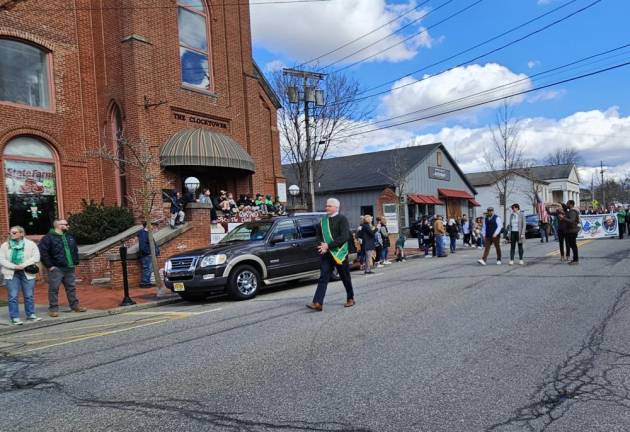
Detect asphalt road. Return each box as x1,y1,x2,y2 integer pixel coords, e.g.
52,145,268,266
1,237,629,432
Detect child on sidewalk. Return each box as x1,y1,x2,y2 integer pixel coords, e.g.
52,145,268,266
395,233,407,262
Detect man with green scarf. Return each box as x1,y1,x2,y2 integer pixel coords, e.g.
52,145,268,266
38,219,86,317
306,198,355,311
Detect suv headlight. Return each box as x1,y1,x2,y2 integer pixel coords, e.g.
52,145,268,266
200,254,227,267
164,260,172,272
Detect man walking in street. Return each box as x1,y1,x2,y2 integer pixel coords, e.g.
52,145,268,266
478,207,502,266
617,206,626,240
565,200,580,265
38,219,87,317
508,203,526,266
138,221,160,288
306,198,355,312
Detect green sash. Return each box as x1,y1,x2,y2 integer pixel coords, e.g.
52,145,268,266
321,216,348,265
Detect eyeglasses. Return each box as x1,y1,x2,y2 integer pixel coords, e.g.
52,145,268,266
10,231,20,235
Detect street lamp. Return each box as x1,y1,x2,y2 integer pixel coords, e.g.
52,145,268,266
184,176,200,194
288,184,300,209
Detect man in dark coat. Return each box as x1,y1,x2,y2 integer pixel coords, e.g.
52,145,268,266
306,198,355,312
138,221,160,288
38,219,86,317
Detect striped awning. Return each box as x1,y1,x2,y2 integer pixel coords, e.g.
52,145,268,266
160,128,256,173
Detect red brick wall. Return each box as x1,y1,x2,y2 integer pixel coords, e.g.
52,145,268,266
0,0,283,235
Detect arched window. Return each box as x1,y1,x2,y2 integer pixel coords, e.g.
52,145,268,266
110,105,127,206
3,137,59,235
0,38,51,108
177,0,212,91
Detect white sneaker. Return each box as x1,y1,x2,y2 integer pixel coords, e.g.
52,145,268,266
519,260,525,265
10,318,23,325
384,261,392,265
27,314,42,322
478,259,486,266
509,261,514,265
497,261,502,265
424,255,432,259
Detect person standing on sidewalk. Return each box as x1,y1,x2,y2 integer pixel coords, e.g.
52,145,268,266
1,226,41,325
446,218,459,254
478,207,502,266
38,219,87,317
461,215,471,247
306,198,355,311
420,217,432,258
539,213,549,243
433,215,447,257
556,209,571,262
565,200,580,265
508,204,526,266
357,215,376,274
138,221,160,288
617,206,626,240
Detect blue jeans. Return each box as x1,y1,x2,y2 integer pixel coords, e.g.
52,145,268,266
380,247,389,261
140,255,153,284
435,235,445,257
449,235,457,253
540,225,548,242
6,271,36,320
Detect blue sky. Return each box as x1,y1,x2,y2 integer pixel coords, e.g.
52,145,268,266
250,0,630,180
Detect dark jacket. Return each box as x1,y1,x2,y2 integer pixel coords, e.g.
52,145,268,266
316,214,351,250
170,194,184,214
565,208,580,234
38,230,80,269
138,229,160,257
356,222,376,251
446,223,459,237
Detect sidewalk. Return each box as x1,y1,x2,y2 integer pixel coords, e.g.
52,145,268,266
0,280,180,335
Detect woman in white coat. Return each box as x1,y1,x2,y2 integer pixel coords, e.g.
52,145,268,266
0,226,41,325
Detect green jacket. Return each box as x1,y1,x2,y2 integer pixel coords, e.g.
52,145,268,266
618,210,626,224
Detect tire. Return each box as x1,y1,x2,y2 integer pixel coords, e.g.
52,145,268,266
178,293,207,302
227,264,261,300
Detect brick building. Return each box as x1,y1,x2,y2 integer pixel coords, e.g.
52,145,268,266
0,0,284,236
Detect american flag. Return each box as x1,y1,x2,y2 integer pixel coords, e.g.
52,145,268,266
535,191,548,223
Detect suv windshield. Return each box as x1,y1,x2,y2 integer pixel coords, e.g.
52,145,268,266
220,222,274,243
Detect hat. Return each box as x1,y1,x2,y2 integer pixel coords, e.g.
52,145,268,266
487,206,494,211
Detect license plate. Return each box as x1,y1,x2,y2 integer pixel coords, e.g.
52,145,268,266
173,282,185,292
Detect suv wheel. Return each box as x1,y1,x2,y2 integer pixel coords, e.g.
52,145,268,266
227,264,261,300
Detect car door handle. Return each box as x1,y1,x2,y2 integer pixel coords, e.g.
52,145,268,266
291,243,299,247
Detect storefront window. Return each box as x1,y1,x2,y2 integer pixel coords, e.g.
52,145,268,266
177,1,212,91
3,137,58,235
0,39,50,108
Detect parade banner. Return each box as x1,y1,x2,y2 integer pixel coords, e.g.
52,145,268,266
577,214,619,239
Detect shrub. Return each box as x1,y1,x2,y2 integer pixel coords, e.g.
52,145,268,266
68,200,135,244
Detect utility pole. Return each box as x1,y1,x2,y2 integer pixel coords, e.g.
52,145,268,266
600,161,606,210
283,68,326,211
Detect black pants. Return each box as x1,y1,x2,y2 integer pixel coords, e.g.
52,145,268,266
566,233,579,262
313,253,354,305
463,233,471,246
509,232,523,260
620,223,626,239
558,232,570,258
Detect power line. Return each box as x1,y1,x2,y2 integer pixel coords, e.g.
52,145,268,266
356,0,581,95
328,0,483,73
294,0,433,69
339,43,630,132
320,0,456,70
328,0,603,107
0,0,332,12
334,60,630,140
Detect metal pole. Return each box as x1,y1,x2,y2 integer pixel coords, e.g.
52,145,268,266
119,244,136,306
304,79,315,212
600,160,605,210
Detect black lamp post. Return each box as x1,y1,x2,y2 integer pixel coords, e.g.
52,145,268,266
119,243,136,306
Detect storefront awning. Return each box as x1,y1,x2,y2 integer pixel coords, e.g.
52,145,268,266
408,193,444,205
438,188,475,200
468,199,481,207
160,128,256,173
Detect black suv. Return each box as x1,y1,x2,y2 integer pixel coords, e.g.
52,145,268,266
164,216,356,301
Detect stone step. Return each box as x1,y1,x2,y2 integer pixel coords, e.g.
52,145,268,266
91,277,112,286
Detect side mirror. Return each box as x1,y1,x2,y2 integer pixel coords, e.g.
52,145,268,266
270,233,285,244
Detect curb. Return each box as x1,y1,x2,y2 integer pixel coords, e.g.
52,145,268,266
0,296,182,337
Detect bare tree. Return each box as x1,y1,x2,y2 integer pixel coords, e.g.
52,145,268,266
544,145,583,166
485,99,525,223
87,132,169,297
377,149,409,232
272,70,373,207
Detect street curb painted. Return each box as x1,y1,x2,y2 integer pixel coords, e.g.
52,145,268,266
0,296,182,337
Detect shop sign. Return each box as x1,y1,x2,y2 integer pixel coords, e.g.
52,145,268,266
428,166,451,181
172,110,229,130
277,182,287,202
382,203,399,234
4,160,56,196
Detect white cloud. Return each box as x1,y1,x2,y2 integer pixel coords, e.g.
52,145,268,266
379,63,532,123
329,107,630,184
537,0,554,5
250,0,434,65
527,60,540,69
527,89,566,102
264,59,286,72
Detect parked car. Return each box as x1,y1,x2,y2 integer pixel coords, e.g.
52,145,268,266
525,214,541,238
164,215,357,301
